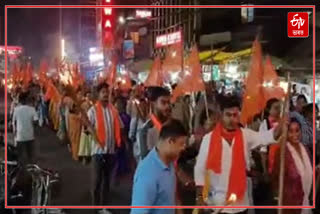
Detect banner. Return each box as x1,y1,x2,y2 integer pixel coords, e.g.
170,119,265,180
292,82,312,103
123,40,135,59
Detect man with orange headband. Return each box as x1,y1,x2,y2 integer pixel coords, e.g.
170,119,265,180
137,87,171,160
194,96,286,214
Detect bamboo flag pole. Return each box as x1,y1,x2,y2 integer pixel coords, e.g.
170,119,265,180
277,72,291,213
203,89,210,120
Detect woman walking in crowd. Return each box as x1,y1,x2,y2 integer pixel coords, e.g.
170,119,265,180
270,118,312,214
78,90,94,164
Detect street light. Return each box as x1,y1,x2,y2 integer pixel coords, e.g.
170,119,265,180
61,38,66,59
118,16,125,24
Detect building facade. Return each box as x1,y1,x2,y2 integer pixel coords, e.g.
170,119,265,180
150,0,199,57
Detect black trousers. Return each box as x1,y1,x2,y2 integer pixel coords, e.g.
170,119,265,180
91,154,116,206
16,140,35,166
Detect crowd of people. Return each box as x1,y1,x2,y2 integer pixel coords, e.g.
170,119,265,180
8,76,320,214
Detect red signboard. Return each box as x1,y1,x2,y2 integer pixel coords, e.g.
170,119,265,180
288,12,309,38
0,46,23,59
155,31,182,48
101,0,114,48
0,46,23,53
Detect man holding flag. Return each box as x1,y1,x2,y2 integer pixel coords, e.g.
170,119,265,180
194,37,289,213
194,95,287,213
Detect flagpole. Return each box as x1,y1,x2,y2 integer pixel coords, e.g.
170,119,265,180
203,43,215,121
180,27,184,90
277,72,291,213
203,89,210,120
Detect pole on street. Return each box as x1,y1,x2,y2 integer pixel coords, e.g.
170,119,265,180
277,72,291,213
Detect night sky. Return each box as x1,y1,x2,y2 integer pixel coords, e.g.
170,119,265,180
5,0,83,64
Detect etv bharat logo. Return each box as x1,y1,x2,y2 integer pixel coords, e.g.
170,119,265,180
290,14,305,29
288,12,309,38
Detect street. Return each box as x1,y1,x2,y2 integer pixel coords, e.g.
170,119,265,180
0,93,133,214
1,93,132,214
33,126,133,214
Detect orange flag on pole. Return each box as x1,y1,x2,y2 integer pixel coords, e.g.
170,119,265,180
39,60,48,86
118,72,132,91
11,63,19,85
44,80,61,102
107,55,118,87
240,39,265,125
262,55,285,106
145,56,163,87
171,45,205,102
71,63,81,89
162,42,183,82
23,62,33,89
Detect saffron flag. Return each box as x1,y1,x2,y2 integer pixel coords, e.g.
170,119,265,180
71,63,81,89
39,60,48,86
11,63,19,85
23,62,33,89
262,55,285,106
162,42,183,83
45,80,61,102
107,55,118,87
118,71,132,91
240,39,265,125
171,45,205,102
145,56,163,87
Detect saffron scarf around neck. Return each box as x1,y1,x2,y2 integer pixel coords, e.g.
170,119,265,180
150,114,162,131
206,123,247,201
95,101,122,148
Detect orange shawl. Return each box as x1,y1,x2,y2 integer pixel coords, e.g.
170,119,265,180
268,144,280,174
206,123,247,201
95,101,121,148
150,114,162,131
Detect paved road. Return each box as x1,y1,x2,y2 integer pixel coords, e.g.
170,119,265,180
0,93,133,214
32,126,133,214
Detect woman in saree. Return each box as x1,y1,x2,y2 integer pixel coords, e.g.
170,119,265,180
66,89,83,161
78,91,94,164
270,118,312,214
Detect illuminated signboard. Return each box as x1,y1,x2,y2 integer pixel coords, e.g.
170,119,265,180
155,31,182,48
136,10,152,19
0,46,23,60
102,0,114,48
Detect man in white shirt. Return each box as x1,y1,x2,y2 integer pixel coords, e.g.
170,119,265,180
12,92,38,165
194,96,286,214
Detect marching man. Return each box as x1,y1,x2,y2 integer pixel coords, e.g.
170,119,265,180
194,96,287,214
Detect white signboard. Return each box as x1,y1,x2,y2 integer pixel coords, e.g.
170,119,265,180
156,31,182,48
241,4,254,23
136,10,152,19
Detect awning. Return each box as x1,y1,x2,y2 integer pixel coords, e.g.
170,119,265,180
128,59,153,73
200,48,252,63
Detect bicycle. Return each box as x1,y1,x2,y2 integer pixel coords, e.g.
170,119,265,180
0,142,63,214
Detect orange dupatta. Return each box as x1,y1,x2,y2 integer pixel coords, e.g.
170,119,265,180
206,123,247,201
150,114,162,131
95,101,122,148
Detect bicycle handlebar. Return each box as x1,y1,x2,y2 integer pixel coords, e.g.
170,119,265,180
0,160,18,166
26,164,57,177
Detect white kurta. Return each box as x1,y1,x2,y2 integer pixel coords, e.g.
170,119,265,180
194,128,275,213
259,119,279,153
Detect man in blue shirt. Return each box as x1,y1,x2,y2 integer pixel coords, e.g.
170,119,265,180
131,119,188,214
